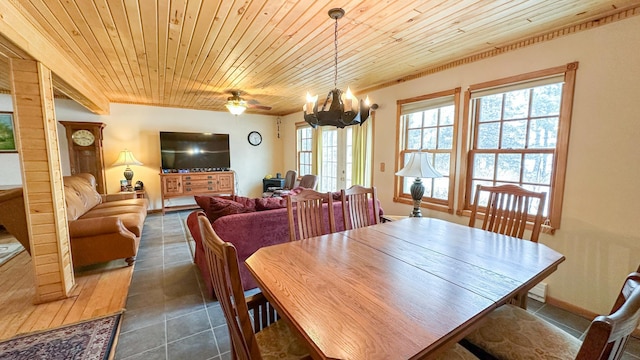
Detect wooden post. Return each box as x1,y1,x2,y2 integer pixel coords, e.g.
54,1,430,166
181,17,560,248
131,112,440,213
10,58,74,303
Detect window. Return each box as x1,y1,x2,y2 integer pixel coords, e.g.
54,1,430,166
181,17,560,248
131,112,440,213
297,124,313,176
395,88,461,213
460,63,578,229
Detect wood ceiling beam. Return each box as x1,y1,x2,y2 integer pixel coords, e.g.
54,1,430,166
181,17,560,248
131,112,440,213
0,1,110,114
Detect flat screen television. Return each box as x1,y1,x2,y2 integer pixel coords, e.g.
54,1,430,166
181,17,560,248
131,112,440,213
160,131,230,171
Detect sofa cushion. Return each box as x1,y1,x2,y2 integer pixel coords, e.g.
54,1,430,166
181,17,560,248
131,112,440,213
64,175,102,220
79,209,146,237
255,197,287,211
196,196,254,223
94,198,148,209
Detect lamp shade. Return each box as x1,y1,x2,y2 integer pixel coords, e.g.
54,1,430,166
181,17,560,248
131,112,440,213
395,152,442,178
112,149,143,167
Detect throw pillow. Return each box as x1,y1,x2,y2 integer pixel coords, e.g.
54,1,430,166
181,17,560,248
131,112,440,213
195,196,254,223
232,196,257,211
194,195,212,212
255,197,287,211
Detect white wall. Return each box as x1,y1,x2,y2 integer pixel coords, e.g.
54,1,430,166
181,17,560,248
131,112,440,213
284,16,640,316
0,98,284,209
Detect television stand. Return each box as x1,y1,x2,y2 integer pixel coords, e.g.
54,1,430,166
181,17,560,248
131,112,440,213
160,171,235,214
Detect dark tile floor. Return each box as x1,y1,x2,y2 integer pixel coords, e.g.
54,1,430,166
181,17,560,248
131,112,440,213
114,211,640,360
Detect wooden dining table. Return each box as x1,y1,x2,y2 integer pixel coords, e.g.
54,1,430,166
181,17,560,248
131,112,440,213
245,217,565,360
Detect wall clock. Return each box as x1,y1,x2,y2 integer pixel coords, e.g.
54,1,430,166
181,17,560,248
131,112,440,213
248,131,262,146
71,129,96,146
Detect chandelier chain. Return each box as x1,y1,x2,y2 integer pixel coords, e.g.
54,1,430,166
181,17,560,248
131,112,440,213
334,15,338,89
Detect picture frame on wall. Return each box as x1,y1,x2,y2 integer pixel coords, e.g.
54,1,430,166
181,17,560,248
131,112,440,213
0,112,16,152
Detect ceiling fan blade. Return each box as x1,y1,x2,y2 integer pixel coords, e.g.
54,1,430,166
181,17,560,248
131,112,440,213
248,104,272,110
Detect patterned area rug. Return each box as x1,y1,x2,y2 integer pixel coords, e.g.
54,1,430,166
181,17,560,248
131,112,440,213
0,314,121,360
0,233,24,267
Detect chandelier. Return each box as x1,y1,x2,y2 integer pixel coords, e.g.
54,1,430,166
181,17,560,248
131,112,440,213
303,8,377,128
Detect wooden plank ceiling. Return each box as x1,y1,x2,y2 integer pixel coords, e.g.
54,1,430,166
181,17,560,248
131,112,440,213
0,0,638,115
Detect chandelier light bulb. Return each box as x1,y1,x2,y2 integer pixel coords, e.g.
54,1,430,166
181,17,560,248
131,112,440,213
304,92,317,113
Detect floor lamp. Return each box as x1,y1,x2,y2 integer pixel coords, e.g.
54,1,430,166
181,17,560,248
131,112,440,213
395,152,442,217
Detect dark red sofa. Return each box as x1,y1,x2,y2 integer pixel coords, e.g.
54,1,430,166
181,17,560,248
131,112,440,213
186,193,380,298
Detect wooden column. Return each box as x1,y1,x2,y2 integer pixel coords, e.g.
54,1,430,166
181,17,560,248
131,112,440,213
10,58,74,303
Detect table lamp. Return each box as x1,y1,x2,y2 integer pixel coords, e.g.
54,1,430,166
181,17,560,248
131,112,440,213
112,149,143,191
395,152,442,217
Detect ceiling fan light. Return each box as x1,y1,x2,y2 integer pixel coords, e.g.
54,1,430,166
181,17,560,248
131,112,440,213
226,102,246,115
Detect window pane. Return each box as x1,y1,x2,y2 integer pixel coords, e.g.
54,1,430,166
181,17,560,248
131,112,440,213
478,95,502,122
501,120,527,149
477,122,500,149
424,109,438,126
496,154,522,182
523,153,553,185
423,177,433,197
471,180,494,206
473,153,495,180
503,89,530,119
433,177,448,200
438,126,453,149
422,128,437,149
529,117,558,148
407,113,422,128
407,129,422,149
531,84,562,117
402,177,412,195
434,153,450,174
440,105,454,125
522,184,550,217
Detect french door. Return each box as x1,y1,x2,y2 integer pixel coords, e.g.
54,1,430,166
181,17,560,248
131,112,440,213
318,127,352,192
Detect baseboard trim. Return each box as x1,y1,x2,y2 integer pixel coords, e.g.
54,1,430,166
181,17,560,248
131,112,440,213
546,296,640,338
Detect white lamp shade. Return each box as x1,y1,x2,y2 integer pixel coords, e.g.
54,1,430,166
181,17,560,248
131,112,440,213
112,149,143,167
395,152,442,178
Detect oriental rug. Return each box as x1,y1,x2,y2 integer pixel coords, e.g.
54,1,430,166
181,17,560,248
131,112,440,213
0,314,121,360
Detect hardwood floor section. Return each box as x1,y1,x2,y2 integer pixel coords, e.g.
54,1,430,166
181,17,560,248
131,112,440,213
0,250,133,340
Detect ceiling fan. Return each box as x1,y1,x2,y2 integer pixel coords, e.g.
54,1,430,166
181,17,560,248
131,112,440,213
225,90,272,115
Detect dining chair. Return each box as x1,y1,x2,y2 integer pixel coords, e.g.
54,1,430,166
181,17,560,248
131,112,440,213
341,185,381,230
197,212,310,360
469,184,546,243
463,271,640,360
286,188,335,241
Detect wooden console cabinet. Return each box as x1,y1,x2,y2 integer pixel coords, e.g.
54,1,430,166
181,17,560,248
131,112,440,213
160,171,235,214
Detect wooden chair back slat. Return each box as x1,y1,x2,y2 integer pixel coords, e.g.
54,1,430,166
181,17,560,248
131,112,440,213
470,184,546,242
287,189,336,241
341,185,380,230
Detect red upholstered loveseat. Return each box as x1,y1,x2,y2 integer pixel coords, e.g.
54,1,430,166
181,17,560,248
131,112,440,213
186,192,381,297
